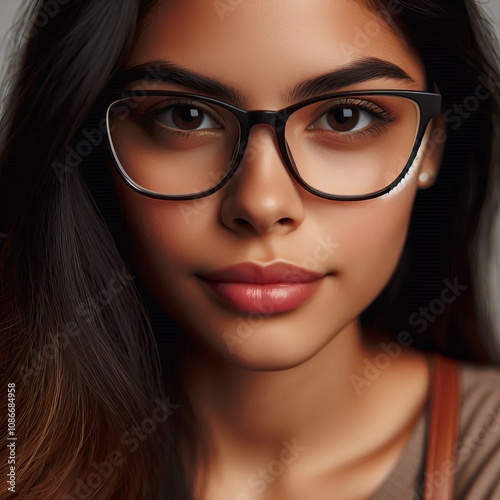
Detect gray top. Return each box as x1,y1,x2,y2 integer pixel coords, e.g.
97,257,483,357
370,359,500,499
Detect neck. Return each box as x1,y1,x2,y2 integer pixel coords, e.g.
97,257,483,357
179,321,379,459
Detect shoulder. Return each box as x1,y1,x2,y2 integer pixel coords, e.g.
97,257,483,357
453,359,500,498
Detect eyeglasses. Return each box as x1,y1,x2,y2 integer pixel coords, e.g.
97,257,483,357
103,89,441,201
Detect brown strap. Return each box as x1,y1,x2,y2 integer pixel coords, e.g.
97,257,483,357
423,351,460,500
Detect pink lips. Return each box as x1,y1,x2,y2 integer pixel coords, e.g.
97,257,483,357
198,262,325,314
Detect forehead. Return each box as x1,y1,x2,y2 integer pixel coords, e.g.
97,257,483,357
126,0,425,107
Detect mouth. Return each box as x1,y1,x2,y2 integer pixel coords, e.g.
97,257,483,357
197,262,326,314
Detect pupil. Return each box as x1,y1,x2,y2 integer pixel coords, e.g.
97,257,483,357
172,106,202,130
327,107,359,131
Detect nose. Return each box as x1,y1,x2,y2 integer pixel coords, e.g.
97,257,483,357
220,124,305,236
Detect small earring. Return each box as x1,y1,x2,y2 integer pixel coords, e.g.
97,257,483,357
418,171,431,184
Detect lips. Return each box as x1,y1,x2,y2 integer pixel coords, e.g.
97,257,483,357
197,262,325,314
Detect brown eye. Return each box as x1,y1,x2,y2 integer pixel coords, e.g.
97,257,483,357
309,105,374,133
325,107,361,132
157,104,221,131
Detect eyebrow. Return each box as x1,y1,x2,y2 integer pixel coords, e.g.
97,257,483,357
110,57,415,107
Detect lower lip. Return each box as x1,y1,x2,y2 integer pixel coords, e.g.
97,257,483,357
200,278,324,314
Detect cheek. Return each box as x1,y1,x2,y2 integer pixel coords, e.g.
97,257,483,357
110,161,213,260
109,165,215,283
124,200,215,270
332,189,416,309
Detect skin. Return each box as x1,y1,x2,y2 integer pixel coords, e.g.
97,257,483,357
108,0,445,498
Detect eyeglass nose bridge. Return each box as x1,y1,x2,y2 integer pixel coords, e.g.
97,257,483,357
235,109,295,177
246,109,289,134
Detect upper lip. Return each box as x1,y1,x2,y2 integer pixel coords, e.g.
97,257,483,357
198,262,325,284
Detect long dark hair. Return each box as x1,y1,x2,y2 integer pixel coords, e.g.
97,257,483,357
0,0,498,498
360,0,500,364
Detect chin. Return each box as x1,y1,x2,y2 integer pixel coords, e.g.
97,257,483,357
179,311,346,372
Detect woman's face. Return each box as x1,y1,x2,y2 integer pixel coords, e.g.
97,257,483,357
109,0,443,369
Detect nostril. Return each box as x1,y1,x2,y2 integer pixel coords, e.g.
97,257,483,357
235,218,250,227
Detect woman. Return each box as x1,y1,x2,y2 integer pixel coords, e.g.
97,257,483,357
1,0,500,498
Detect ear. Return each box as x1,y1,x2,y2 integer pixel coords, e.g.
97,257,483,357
416,85,446,190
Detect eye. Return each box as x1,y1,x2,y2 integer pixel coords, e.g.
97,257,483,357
309,106,375,133
155,104,222,131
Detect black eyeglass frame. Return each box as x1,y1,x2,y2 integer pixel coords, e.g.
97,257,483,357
103,89,442,201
